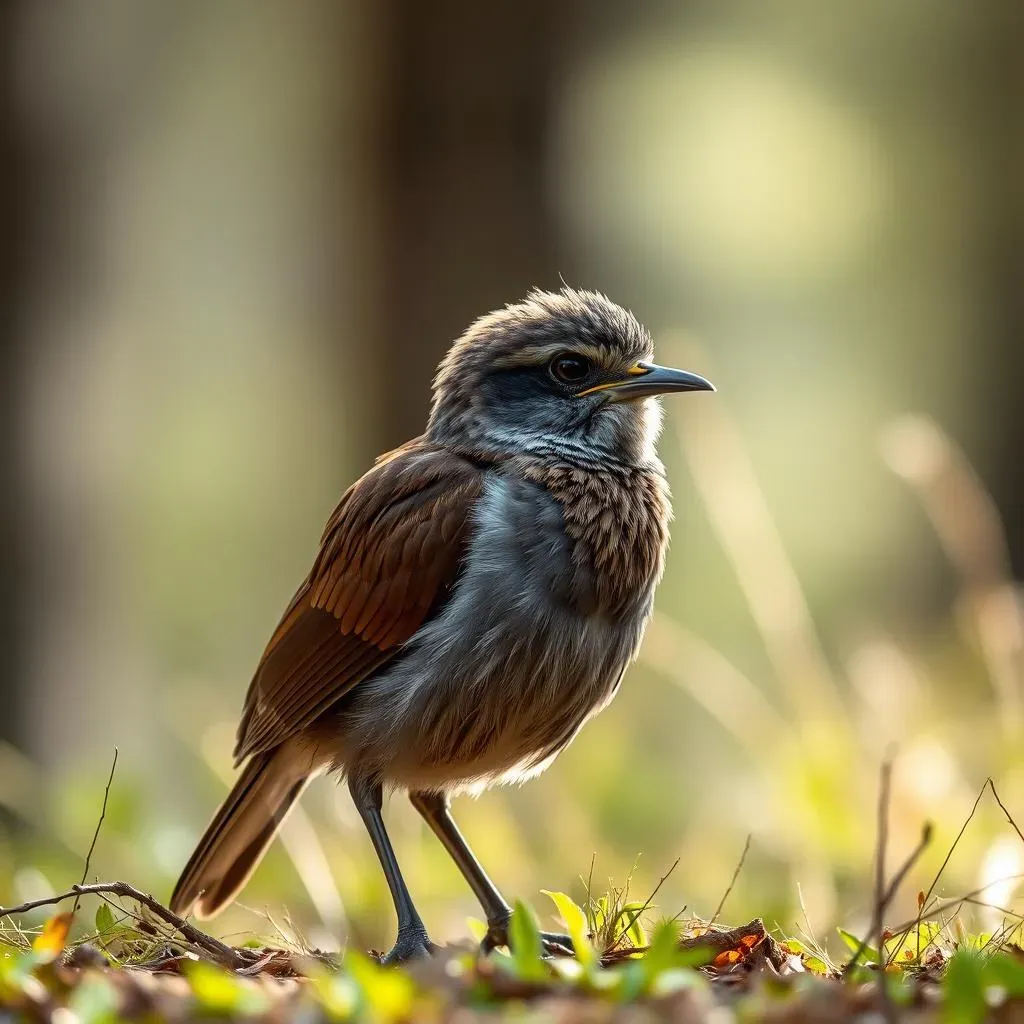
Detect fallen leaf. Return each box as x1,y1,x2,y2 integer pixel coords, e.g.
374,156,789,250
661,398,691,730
34,912,74,962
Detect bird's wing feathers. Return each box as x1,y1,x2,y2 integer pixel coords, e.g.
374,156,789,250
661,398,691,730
233,443,485,763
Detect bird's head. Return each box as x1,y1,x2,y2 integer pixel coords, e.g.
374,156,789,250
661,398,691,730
427,288,714,464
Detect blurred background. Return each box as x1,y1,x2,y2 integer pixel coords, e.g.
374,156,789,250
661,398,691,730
1,0,1023,957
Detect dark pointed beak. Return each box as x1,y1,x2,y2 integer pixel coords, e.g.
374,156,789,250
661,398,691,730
579,361,715,401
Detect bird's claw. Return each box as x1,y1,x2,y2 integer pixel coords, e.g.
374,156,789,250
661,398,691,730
482,920,575,958
379,928,437,965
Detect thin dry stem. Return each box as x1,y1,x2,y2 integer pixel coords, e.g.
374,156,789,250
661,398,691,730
0,882,245,969
710,835,751,927
887,874,1024,935
988,778,1024,847
73,748,118,914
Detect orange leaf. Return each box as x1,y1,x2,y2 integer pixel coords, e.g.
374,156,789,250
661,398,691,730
33,912,73,962
713,949,742,967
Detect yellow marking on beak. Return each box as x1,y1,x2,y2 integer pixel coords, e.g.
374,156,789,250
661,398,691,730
575,364,651,397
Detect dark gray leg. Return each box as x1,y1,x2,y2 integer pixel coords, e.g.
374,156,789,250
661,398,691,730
410,790,573,956
349,776,434,964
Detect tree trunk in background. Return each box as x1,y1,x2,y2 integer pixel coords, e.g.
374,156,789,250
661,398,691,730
973,7,1024,573
367,0,566,452
0,3,29,752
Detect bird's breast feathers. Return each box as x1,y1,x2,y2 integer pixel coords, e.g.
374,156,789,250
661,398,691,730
509,456,672,618
338,463,669,790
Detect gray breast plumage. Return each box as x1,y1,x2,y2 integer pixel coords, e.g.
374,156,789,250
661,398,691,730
337,470,660,794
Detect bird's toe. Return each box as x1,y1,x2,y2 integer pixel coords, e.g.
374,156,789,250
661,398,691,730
380,929,437,965
482,921,575,958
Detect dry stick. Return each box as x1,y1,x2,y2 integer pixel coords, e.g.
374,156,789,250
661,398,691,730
842,822,933,975
887,874,1024,936
988,778,1024,847
893,775,1024,965
873,760,896,1024
921,781,986,910
888,778,988,966
0,882,244,969
710,835,751,927
875,758,892,952
72,748,118,914
962,897,1024,923
604,857,680,957
632,857,679,922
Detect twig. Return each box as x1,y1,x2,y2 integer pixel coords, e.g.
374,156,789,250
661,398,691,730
844,757,933,980
923,780,986,910
988,778,1024,847
710,835,751,927
604,857,680,957
632,857,679,923
668,904,690,925
0,882,244,969
962,897,1024,923
888,778,988,966
886,874,1024,935
843,821,932,974
73,748,118,914
884,824,934,958
873,760,897,1024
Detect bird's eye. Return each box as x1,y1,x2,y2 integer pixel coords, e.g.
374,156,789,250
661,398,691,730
549,352,591,384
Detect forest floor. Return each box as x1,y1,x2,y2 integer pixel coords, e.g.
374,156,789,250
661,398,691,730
3,769,1024,1022
2,867,1023,1023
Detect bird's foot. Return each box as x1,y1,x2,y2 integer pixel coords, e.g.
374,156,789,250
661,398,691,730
380,927,437,965
482,918,575,958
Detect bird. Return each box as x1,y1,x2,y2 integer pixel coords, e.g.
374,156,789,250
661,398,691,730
169,287,714,963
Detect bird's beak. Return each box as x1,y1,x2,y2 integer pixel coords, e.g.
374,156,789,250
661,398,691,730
576,362,716,401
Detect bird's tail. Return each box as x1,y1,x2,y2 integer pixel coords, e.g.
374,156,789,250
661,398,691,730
169,746,312,919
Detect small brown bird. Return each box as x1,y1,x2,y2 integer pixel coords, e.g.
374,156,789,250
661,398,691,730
170,288,713,962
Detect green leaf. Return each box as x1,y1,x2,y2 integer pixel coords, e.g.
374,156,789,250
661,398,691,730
345,950,416,1022
68,976,120,1024
638,919,711,992
186,960,267,1016
781,938,830,976
985,951,1024,997
650,967,706,997
306,963,360,1021
642,920,681,985
616,901,648,947
943,948,987,1024
543,890,597,971
508,901,547,982
838,927,878,965
94,903,115,936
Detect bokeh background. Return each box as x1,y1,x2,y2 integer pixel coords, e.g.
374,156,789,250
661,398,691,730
1,0,1023,957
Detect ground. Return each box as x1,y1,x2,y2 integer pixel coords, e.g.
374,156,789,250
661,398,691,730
2,878,1023,1023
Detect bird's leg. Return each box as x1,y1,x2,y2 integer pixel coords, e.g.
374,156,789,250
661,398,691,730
349,776,435,964
410,790,573,957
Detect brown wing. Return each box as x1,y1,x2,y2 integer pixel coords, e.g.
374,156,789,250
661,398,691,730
233,441,485,763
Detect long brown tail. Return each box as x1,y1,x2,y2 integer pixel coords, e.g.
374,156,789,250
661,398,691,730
170,748,311,919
